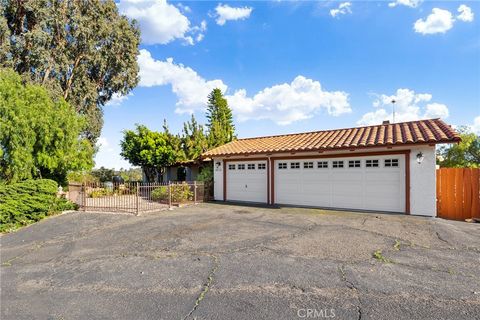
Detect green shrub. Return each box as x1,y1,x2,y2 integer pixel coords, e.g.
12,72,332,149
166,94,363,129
151,183,193,203
197,165,213,182
0,179,77,233
88,188,113,198
151,186,169,201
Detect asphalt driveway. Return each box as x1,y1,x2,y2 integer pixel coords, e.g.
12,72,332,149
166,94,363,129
1,203,479,320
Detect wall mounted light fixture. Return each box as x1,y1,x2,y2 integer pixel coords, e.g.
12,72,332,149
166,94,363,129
215,161,221,169
416,152,424,164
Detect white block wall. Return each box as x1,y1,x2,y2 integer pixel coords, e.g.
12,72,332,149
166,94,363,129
409,145,437,217
213,158,224,201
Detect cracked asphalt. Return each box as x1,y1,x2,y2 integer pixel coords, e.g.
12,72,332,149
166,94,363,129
1,203,479,320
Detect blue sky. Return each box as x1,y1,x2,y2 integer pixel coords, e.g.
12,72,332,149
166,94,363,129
96,0,480,169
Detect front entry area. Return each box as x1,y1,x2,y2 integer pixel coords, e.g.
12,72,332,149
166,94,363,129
226,160,268,203
274,155,406,213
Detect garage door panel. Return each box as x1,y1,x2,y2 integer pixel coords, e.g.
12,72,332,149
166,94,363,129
226,161,267,203
332,172,362,181
275,156,405,212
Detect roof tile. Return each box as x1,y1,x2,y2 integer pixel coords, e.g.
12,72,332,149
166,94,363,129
203,119,460,157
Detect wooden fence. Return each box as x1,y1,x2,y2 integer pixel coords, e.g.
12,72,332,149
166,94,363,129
436,168,480,221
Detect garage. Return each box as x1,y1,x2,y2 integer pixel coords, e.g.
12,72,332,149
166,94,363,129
206,119,460,216
225,160,268,203
274,155,405,212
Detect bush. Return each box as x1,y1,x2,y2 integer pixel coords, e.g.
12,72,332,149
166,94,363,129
151,186,169,201
88,188,113,198
151,183,193,203
197,165,213,182
0,179,77,233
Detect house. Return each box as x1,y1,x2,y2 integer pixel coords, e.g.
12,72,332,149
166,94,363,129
145,158,211,182
202,119,460,217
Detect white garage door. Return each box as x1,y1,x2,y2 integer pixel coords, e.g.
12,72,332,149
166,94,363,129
274,155,405,212
226,161,268,203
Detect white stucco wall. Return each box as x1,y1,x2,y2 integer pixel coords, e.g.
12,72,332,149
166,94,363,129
212,146,438,217
409,145,437,217
213,158,224,201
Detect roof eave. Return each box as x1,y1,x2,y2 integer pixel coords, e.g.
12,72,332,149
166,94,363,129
203,139,461,158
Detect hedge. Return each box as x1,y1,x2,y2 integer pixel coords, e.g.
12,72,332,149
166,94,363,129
0,179,77,232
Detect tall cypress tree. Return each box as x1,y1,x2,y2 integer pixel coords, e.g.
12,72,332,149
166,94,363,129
206,88,235,148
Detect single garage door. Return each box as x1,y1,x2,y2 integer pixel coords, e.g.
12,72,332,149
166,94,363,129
274,155,405,212
226,161,268,203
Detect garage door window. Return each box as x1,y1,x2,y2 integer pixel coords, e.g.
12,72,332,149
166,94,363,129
366,160,379,168
278,163,287,169
228,164,235,170
303,162,314,169
258,163,266,170
348,160,361,168
385,159,399,167
332,161,344,168
247,163,255,170
317,161,328,168
291,162,300,169
238,164,245,170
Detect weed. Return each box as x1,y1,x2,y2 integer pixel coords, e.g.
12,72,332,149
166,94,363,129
373,250,392,263
393,240,401,250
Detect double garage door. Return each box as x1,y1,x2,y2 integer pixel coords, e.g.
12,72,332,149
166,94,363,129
226,155,405,213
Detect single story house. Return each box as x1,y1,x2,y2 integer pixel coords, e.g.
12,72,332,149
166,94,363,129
142,158,212,182
202,118,460,217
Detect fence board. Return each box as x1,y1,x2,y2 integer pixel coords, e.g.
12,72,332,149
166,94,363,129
436,170,441,215
454,169,463,220
463,168,472,219
437,168,480,221
472,169,479,219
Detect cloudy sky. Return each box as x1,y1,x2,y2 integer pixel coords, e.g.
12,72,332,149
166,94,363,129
96,0,480,169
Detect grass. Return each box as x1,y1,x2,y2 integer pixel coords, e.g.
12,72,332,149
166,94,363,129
373,250,393,263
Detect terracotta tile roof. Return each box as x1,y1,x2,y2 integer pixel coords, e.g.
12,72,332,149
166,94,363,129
202,119,460,157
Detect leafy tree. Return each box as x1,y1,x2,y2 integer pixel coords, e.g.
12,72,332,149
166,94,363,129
163,119,185,162
182,114,208,160
67,171,98,184
91,166,115,182
0,68,94,184
1,0,140,143
437,127,480,168
206,88,235,148
118,167,142,182
120,125,177,182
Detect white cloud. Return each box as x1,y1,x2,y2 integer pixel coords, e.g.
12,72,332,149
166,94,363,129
388,0,422,8
330,2,352,18
470,116,480,135
137,49,227,113
214,4,253,26
105,93,132,107
138,49,350,125
414,8,454,34
358,88,449,125
176,3,191,13
94,142,131,170
457,4,474,22
96,137,110,149
227,76,351,125
424,103,449,119
117,0,205,45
